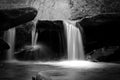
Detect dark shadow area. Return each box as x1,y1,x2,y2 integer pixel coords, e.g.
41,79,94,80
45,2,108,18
15,20,67,61
0,7,37,31
78,13,120,62
0,7,37,61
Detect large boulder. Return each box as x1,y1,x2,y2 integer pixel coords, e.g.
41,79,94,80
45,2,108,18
78,13,120,52
0,7,37,31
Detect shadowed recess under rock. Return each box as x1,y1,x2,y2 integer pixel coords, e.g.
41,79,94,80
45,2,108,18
15,20,67,61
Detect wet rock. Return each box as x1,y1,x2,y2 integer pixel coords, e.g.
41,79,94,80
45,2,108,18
0,7,37,31
15,20,66,61
35,72,52,80
0,38,9,50
86,46,120,62
97,47,120,62
78,13,120,52
36,20,67,59
15,24,32,52
0,38,10,61
15,44,53,61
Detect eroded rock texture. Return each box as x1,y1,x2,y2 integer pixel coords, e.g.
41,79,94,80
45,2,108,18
0,0,105,20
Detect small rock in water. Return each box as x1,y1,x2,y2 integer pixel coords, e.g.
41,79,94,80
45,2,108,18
35,72,52,80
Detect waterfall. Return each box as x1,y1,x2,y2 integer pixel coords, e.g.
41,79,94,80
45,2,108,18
32,21,38,46
4,28,16,60
3,20,85,61
63,21,85,60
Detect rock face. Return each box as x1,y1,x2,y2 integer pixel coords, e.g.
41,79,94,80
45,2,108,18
1,0,120,20
0,0,102,20
0,7,37,31
77,13,120,62
0,7,37,61
0,38,10,61
36,20,67,59
32,0,71,20
78,13,120,52
15,21,67,61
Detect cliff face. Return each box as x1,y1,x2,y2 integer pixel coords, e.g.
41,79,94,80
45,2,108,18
0,0,71,20
0,0,120,20
0,0,102,20
32,0,71,20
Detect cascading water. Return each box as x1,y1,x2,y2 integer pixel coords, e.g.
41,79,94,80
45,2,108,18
4,19,85,61
4,28,16,60
3,20,39,61
64,21,85,60
32,21,38,46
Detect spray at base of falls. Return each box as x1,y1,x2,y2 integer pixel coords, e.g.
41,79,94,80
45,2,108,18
63,21,85,60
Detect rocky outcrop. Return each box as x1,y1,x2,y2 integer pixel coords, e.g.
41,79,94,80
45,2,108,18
15,21,67,61
78,13,120,52
0,7,37,31
0,7,37,61
36,20,66,57
77,13,120,62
